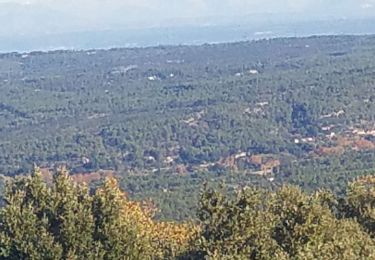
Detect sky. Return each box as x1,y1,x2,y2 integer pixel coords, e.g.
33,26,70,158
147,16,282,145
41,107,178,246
0,0,374,52
0,0,374,35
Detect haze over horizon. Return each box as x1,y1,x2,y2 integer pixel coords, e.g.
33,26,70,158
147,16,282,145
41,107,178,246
1,0,375,52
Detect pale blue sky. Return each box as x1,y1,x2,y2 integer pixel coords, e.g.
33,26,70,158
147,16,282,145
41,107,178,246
0,0,374,35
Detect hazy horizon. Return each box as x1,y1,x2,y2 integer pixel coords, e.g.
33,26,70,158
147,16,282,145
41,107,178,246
1,0,375,52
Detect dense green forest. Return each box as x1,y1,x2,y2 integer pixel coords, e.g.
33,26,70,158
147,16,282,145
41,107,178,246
2,168,375,259
1,35,375,219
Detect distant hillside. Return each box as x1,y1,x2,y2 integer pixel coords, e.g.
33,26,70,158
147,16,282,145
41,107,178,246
1,35,375,219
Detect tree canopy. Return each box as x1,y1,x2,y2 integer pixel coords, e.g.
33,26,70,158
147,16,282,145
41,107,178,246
0,167,196,259
1,168,375,259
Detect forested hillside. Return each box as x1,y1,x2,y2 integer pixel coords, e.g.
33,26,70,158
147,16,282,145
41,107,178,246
1,35,375,219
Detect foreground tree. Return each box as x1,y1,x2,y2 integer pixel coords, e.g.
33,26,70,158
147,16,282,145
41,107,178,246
187,182,375,259
0,167,196,259
2,167,375,259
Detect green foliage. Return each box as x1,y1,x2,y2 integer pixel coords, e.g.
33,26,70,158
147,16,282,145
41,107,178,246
193,186,286,259
92,178,152,259
2,168,375,259
2,35,375,220
0,167,173,259
189,179,375,259
344,176,375,236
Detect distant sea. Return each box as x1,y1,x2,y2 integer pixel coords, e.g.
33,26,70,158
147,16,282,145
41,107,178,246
1,18,375,53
